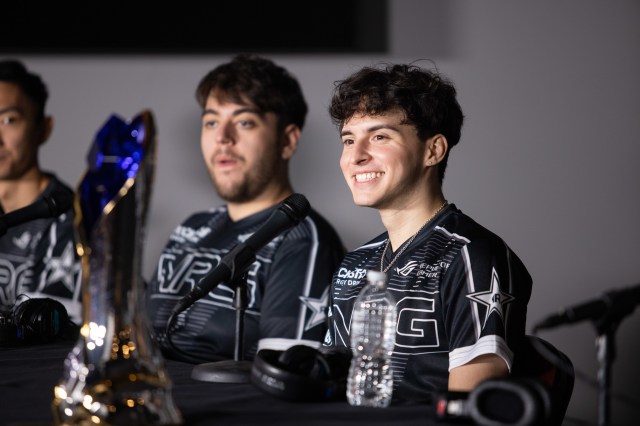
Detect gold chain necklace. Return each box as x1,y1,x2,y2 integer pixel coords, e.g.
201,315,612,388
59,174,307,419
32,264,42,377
380,200,448,273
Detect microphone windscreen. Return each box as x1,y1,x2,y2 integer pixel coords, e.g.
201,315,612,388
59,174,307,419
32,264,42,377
280,193,310,223
48,188,74,216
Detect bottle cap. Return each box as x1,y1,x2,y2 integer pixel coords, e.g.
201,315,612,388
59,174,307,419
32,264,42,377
367,270,386,283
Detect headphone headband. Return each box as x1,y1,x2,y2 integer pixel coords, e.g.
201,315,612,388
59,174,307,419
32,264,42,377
251,345,351,402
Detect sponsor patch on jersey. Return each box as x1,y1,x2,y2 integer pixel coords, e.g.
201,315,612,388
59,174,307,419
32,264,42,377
334,267,367,286
12,231,32,250
170,225,212,244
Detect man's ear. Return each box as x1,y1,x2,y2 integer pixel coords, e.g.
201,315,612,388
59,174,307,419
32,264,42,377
424,134,448,167
37,116,54,147
281,124,300,160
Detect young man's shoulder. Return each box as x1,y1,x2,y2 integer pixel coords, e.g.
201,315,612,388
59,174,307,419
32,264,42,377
346,233,386,256
440,205,529,272
439,205,509,246
272,208,346,260
42,172,74,201
303,208,344,244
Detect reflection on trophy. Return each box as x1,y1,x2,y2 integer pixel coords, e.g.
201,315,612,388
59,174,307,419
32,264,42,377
52,111,182,425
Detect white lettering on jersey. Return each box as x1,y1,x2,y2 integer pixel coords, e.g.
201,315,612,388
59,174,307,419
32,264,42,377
395,296,439,348
157,252,218,294
335,267,367,286
0,259,32,306
156,250,262,309
170,225,212,244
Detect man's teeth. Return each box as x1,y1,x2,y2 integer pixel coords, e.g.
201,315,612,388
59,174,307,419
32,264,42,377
355,172,383,182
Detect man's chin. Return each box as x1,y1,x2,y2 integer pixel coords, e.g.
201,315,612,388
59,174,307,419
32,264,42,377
214,185,253,203
351,195,377,208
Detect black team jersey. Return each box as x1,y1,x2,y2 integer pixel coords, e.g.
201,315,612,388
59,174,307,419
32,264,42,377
324,204,532,402
146,204,345,363
0,173,82,324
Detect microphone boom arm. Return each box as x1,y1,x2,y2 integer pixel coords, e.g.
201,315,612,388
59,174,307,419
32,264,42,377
534,282,640,426
534,283,640,332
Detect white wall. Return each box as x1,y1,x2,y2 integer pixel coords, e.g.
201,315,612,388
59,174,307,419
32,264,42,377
11,1,640,424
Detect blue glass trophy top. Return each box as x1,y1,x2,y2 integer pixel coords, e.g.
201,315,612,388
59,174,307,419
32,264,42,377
78,113,148,239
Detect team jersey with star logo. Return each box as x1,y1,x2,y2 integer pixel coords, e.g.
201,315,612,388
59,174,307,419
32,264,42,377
324,204,531,402
146,204,345,363
0,173,82,324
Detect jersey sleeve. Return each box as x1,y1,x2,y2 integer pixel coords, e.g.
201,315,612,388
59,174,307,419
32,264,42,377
28,212,83,324
257,217,343,351
443,237,531,372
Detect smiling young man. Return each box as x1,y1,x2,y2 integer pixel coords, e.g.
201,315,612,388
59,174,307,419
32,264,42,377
324,63,532,401
146,55,345,363
0,60,81,325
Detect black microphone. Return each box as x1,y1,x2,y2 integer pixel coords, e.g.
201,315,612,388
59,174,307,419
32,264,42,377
170,193,311,318
0,187,74,237
534,283,640,331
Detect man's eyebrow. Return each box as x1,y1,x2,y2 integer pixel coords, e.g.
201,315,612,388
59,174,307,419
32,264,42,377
340,123,401,137
201,107,261,118
368,124,401,132
0,106,21,115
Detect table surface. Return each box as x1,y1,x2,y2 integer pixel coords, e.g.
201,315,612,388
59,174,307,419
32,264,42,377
0,340,461,426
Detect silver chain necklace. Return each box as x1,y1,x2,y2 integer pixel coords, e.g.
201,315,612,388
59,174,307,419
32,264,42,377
380,200,448,273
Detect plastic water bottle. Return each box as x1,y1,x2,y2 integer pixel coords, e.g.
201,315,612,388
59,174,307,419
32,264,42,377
346,270,397,407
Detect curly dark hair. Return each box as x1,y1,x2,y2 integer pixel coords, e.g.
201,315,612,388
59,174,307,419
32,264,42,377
195,54,307,133
329,63,464,182
0,59,49,120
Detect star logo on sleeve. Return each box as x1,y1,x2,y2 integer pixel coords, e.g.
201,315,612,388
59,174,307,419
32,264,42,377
40,241,81,293
466,267,515,328
299,287,329,331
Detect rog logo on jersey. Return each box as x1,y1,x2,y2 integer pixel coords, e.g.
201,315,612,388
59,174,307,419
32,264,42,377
395,261,419,276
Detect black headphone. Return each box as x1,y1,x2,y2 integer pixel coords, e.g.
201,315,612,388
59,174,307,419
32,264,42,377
435,377,551,426
252,344,552,425
251,344,352,402
0,297,71,346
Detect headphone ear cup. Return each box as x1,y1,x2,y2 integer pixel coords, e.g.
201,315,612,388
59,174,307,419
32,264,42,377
468,377,550,426
251,345,347,402
518,378,551,424
277,344,331,379
13,298,69,344
12,300,35,342
319,346,352,380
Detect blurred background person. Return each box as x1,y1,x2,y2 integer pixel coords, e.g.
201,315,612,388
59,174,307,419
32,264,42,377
146,55,345,363
0,59,81,326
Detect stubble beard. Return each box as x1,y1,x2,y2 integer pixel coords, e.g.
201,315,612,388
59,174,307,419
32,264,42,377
210,153,281,204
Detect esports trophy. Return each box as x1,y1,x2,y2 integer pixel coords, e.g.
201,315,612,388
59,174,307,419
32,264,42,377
52,111,182,425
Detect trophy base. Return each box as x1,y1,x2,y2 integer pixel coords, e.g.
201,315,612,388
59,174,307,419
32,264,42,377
191,359,252,383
